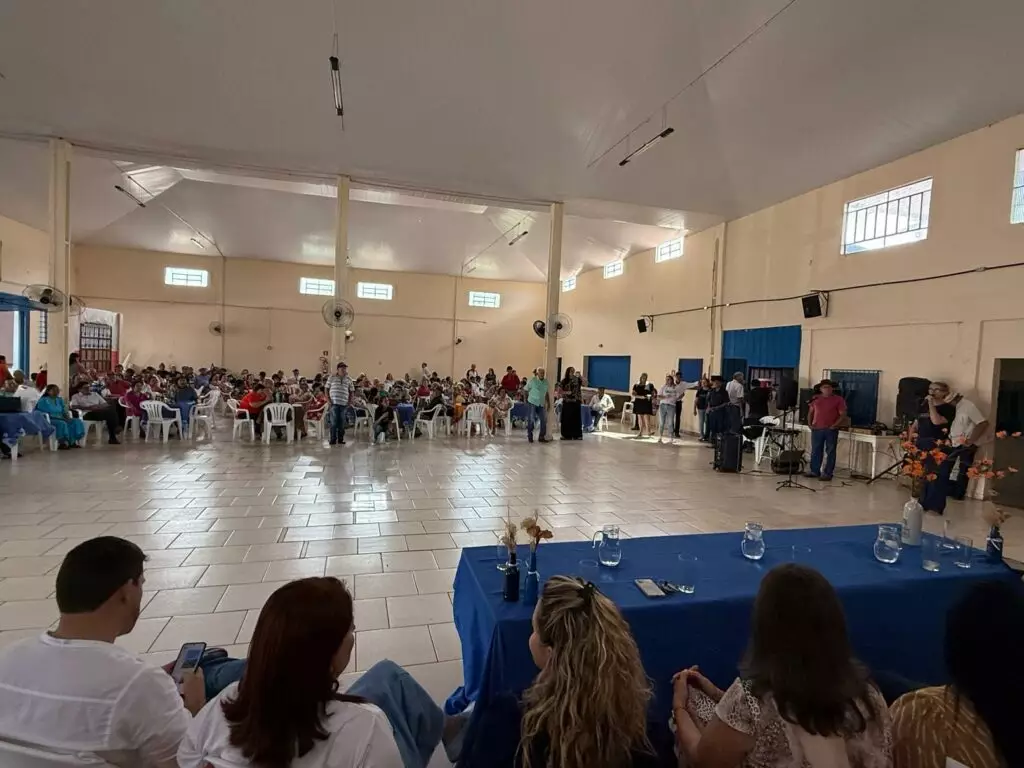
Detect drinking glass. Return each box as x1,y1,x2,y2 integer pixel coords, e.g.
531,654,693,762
676,554,698,594
921,535,941,572
495,531,510,572
593,525,622,567
873,524,902,564
741,522,766,561
953,536,973,569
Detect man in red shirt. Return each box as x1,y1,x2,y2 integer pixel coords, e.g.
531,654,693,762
500,366,520,393
805,379,847,481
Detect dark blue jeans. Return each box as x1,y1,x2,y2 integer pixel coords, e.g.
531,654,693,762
330,404,347,444
809,428,838,478
526,403,547,440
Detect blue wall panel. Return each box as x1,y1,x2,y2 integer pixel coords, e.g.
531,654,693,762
722,325,802,369
586,355,631,392
678,358,703,383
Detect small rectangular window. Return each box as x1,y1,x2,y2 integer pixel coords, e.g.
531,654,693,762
841,178,932,254
38,310,48,344
468,290,501,308
164,267,209,287
562,276,576,292
356,282,394,301
603,260,624,279
1011,149,1024,224
655,238,683,263
299,277,336,296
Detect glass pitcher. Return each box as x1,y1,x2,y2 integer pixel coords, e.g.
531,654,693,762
592,525,622,567
873,524,902,564
741,522,766,561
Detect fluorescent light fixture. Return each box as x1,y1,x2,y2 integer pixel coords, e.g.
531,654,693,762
329,55,344,116
114,184,146,208
618,127,675,167
508,230,529,246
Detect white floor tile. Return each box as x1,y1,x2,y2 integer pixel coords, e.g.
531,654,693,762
225,528,283,546
0,555,62,577
116,617,170,653
325,554,383,577
243,542,304,562
263,557,326,581
217,580,289,612
353,571,418,599
353,598,389,631
152,611,247,652
197,562,270,587
235,609,261,643
140,586,227,618
0,598,58,630
428,623,462,662
357,536,408,554
405,534,456,551
386,593,453,627
381,551,437,572
355,626,436,670
143,566,208,591
413,569,457,595
303,538,359,557
431,550,463,569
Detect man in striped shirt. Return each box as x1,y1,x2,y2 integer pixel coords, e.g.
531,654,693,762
327,361,353,445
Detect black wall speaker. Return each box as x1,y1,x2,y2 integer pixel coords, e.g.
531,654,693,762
801,292,829,318
636,317,651,333
777,377,799,410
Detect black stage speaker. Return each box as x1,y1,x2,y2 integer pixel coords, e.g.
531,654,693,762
636,317,650,333
772,449,805,475
777,377,799,410
797,387,815,424
896,376,930,421
801,292,829,318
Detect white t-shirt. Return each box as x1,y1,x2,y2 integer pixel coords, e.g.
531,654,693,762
15,384,40,412
658,384,678,405
178,682,403,768
589,393,614,413
0,633,190,768
949,396,986,444
725,379,744,404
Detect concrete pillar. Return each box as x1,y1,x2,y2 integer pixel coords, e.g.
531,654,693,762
544,202,564,430
48,139,71,390
332,175,351,364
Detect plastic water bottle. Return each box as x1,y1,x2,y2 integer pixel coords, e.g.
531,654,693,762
901,498,923,546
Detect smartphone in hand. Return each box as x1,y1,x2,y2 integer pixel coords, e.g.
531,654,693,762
170,642,206,690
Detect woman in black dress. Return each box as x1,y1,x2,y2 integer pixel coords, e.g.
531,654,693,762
631,373,656,438
559,367,584,440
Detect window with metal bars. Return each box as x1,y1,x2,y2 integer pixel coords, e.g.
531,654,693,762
841,178,931,254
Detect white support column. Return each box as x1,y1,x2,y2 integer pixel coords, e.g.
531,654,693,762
332,175,351,364
544,202,564,432
48,139,71,390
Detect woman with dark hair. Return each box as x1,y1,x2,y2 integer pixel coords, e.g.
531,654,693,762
631,373,656,439
671,564,890,767
179,577,464,768
891,580,1022,768
559,366,584,440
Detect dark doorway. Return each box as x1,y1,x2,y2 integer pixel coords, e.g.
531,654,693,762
994,359,1024,509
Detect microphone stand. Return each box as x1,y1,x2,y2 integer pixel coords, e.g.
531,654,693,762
775,407,815,492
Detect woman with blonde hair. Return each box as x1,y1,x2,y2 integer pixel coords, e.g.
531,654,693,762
457,576,672,768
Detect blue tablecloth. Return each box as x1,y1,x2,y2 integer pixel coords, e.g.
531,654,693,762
447,525,1017,716
510,402,529,422
396,403,416,427
0,412,55,443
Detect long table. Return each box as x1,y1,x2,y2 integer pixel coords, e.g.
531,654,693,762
446,525,1017,717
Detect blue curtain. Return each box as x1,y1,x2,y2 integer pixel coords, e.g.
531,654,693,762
678,358,703,383
586,355,631,392
722,326,802,369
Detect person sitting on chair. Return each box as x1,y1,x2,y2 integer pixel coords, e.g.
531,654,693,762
588,387,614,432
70,381,121,445
373,397,394,443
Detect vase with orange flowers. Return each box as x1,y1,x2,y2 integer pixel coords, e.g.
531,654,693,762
521,515,553,604
901,428,1019,560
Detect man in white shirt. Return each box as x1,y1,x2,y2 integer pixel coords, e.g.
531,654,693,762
12,370,40,412
725,372,745,408
0,536,244,768
588,388,614,431
946,391,989,500
69,382,121,444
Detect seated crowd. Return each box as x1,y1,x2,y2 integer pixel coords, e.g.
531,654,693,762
0,533,1016,768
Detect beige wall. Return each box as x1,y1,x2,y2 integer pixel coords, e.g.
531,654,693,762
71,246,546,377
562,111,1024,428
0,213,59,374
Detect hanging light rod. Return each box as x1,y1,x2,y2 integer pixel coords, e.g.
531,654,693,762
508,230,529,246
619,127,674,167
329,55,344,117
113,184,146,207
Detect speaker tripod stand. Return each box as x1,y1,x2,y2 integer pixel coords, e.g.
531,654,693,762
775,408,815,492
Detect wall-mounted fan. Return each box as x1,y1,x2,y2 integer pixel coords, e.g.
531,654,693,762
532,312,573,340
322,299,355,329
209,321,224,336
23,284,68,312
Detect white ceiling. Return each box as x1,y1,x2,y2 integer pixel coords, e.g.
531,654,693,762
1,0,1023,274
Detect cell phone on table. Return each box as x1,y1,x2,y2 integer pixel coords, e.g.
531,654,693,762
170,642,206,687
634,578,667,598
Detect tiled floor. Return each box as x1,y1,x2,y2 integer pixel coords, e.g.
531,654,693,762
1,423,1021,765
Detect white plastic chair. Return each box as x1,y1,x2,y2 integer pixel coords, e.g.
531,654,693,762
0,738,114,767
262,402,294,443
462,403,487,436
140,401,181,442
227,398,255,441
754,415,781,467
353,404,376,438
493,408,513,436
620,401,634,425
200,389,220,427
189,404,213,441
414,404,447,439
118,397,140,440
596,412,609,432
37,414,59,452
306,407,328,440
79,411,105,445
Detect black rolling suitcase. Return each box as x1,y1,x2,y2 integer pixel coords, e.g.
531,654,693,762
714,432,743,473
